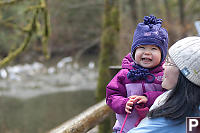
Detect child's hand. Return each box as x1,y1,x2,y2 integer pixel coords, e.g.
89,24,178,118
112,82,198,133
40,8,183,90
129,95,148,104
125,95,148,113
125,98,134,114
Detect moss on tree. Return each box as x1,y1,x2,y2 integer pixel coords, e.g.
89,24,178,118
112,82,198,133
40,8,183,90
96,0,120,132
0,0,50,68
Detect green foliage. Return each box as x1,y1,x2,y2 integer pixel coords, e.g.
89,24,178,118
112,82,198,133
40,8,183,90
0,1,35,54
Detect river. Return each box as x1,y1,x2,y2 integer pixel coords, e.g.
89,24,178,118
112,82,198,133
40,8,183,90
0,57,98,133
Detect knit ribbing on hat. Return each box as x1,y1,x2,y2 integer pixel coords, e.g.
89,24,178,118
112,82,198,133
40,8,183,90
169,36,200,87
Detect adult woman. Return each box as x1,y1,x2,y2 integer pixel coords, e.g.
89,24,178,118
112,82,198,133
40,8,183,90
128,36,200,133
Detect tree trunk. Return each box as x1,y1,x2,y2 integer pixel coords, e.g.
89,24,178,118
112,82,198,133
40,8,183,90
164,0,172,21
141,0,147,17
163,0,176,47
178,0,186,37
96,0,120,132
128,0,138,27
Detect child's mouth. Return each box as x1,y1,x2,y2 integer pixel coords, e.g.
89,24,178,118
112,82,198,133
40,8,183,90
142,58,152,62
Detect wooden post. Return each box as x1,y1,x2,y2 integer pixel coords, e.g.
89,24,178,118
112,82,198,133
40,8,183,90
109,65,121,76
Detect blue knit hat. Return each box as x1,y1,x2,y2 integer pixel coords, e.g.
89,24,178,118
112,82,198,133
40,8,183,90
131,15,168,63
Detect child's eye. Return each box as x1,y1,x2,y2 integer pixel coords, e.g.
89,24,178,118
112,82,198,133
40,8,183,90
138,46,145,49
152,47,158,50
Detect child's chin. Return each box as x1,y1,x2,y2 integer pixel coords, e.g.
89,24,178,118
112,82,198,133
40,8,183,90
141,64,153,68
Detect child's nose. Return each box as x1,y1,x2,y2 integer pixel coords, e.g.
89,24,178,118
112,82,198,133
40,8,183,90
144,49,151,54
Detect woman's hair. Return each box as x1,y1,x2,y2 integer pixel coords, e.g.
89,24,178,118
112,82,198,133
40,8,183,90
148,72,200,122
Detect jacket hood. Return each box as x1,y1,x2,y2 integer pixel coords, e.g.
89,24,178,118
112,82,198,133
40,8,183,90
121,53,134,70
121,53,164,73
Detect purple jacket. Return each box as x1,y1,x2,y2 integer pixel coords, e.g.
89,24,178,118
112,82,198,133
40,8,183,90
106,53,165,132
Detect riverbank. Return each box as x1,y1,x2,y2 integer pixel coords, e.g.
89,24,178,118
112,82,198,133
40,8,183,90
0,56,98,99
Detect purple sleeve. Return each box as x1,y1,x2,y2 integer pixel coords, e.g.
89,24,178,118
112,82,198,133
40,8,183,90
106,70,129,114
144,90,165,108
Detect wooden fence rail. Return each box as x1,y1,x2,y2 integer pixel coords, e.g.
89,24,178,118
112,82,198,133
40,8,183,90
48,66,121,133
48,99,112,133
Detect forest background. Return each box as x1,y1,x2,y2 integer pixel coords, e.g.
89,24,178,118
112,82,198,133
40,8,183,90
0,0,200,66
0,0,200,133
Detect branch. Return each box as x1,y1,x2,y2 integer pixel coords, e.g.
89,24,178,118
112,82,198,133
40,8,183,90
0,9,38,68
0,20,30,33
0,0,25,7
75,38,100,61
41,0,50,59
0,0,51,66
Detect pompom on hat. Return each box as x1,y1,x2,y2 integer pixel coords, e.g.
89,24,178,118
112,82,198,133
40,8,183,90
131,15,168,63
169,36,200,87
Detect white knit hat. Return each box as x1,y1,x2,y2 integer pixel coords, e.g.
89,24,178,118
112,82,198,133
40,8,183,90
169,36,200,86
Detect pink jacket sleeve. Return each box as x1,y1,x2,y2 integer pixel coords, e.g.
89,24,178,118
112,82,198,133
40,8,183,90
106,70,129,114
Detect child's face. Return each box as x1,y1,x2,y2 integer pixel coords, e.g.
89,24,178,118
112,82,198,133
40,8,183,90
134,45,161,68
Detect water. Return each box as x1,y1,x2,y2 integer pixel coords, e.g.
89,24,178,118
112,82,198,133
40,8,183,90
0,57,98,99
0,57,98,133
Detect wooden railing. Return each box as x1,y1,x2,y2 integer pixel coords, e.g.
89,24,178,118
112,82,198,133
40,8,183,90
48,66,121,133
48,99,112,133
